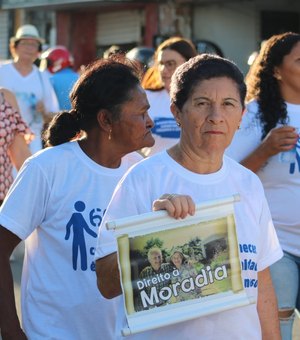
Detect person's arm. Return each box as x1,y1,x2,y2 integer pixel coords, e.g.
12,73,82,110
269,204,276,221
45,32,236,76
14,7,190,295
257,267,281,340
241,126,298,173
96,194,195,299
96,252,121,299
8,134,31,171
1,88,19,111
0,226,27,339
1,88,31,170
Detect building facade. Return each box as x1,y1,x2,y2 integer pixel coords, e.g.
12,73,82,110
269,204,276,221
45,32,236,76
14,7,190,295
1,0,300,74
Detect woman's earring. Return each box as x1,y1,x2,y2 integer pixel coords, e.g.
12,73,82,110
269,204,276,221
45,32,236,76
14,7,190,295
176,121,181,127
274,74,282,80
108,129,112,140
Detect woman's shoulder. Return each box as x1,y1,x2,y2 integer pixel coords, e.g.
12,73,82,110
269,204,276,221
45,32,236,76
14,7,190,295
0,87,13,96
120,152,166,181
0,88,21,115
0,60,13,71
0,87,15,98
237,99,262,132
245,99,260,117
224,155,264,190
30,142,73,163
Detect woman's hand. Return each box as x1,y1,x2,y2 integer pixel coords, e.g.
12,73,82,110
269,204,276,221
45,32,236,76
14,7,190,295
152,194,195,219
241,125,299,172
260,125,298,158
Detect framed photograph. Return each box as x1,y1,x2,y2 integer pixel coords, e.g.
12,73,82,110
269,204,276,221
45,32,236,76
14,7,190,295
106,194,253,336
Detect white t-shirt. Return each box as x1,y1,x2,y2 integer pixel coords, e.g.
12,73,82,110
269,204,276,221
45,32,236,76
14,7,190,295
226,100,300,257
0,141,142,340
142,89,180,156
95,151,282,339
0,62,59,153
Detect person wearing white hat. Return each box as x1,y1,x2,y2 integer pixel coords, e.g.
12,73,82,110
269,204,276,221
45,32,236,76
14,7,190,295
0,24,59,154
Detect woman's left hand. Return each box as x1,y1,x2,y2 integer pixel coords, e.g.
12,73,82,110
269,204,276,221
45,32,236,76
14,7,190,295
152,194,195,219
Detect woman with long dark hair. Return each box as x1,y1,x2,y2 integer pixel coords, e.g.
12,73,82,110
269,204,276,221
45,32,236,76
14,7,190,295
226,32,300,340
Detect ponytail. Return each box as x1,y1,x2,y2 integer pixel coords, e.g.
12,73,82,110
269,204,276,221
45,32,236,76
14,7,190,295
43,110,81,147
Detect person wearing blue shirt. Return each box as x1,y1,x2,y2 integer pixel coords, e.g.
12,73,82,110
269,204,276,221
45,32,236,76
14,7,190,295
40,45,79,110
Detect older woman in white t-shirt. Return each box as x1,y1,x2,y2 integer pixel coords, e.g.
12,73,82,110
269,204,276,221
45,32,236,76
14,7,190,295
96,54,282,340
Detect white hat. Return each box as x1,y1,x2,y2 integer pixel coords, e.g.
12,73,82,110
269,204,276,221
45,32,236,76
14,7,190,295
10,24,44,44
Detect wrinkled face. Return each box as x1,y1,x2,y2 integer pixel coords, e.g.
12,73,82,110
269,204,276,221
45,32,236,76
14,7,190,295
275,41,300,101
112,85,155,153
171,252,183,269
173,77,243,157
157,49,186,92
14,39,40,62
149,251,162,271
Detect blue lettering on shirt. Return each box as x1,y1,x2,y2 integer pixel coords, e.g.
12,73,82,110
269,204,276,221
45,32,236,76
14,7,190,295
239,243,258,289
239,243,257,254
289,141,300,174
152,117,180,138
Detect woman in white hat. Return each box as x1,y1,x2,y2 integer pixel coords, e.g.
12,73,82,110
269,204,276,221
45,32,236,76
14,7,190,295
0,24,59,154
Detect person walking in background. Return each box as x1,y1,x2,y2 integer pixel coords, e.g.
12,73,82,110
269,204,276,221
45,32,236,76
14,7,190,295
0,56,154,339
226,32,300,340
95,54,282,339
0,88,32,205
40,45,79,110
141,36,197,156
126,46,154,76
0,24,59,154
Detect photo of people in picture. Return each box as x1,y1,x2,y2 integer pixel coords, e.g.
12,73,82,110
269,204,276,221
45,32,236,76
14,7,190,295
136,247,173,310
128,216,235,313
168,248,201,303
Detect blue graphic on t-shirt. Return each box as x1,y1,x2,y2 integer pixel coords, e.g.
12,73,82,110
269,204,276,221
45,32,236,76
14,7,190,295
89,208,105,227
65,201,97,271
152,117,181,138
289,140,300,174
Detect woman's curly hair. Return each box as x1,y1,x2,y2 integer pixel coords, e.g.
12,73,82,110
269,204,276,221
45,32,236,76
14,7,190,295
246,32,300,139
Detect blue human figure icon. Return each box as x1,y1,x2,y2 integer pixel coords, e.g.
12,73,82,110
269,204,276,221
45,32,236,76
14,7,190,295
290,138,300,174
65,201,97,270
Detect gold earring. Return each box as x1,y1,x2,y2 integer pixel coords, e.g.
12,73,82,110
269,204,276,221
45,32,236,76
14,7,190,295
274,74,282,80
108,129,112,140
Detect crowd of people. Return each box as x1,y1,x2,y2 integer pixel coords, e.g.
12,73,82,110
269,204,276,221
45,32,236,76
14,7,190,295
0,22,299,340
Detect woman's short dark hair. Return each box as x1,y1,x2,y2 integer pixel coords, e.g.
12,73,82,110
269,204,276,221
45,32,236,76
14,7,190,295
170,53,246,110
246,32,300,138
44,56,141,146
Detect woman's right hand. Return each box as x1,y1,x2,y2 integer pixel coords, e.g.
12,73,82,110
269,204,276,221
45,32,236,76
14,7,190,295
152,194,195,219
260,125,298,157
